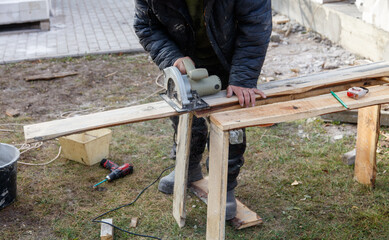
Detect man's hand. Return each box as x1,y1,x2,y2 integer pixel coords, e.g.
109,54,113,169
226,85,266,107
173,57,194,74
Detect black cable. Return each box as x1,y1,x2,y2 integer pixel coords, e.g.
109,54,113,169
92,165,174,239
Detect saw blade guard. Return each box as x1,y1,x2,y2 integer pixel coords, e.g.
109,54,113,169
163,66,192,107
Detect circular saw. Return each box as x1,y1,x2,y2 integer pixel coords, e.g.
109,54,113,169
160,59,222,112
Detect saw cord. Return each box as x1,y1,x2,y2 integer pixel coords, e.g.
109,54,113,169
18,145,62,166
92,165,174,239
0,123,61,166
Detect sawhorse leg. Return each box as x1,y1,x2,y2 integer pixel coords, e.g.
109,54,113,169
206,123,229,240
354,105,381,187
173,113,193,227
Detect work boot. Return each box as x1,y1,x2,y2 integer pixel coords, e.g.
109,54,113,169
226,189,237,220
158,164,203,194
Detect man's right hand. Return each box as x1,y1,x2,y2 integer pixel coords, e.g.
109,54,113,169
173,56,194,74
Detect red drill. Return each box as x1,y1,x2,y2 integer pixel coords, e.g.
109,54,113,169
93,159,134,188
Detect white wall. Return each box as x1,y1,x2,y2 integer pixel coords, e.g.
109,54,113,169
355,0,389,32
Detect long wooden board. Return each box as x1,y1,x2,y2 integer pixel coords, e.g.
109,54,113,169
210,85,389,131
24,62,389,142
24,101,177,142
201,61,389,110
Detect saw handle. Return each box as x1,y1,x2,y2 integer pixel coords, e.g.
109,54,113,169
182,58,209,81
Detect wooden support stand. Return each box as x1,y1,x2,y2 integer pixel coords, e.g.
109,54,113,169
22,63,389,240
207,86,389,239
173,113,193,227
354,105,381,187
206,124,229,239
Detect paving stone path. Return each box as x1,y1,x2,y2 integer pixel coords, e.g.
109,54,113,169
0,0,144,64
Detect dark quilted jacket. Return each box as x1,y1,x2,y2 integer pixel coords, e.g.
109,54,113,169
133,0,272,88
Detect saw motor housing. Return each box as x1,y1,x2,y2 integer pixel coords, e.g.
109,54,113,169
161,59,222,112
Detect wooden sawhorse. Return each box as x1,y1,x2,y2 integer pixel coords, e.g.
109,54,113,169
22,62,389,239
173,85,389,239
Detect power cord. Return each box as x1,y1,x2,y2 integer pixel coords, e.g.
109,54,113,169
92,165,174,239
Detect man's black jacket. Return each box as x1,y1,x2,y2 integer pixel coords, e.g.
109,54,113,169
133,0,272,88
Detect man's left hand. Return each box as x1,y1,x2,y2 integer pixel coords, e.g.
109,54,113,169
226,85,266,107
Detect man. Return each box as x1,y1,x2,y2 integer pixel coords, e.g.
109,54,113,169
134,0,272,220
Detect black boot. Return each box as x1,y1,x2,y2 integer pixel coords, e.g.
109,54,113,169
158,116,208,194
206,129,246,220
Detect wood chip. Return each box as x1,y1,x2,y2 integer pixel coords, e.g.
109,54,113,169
24,72,78,82
291,180,300,186
130,217,138,228
273,15,290,25
104,71,118,78
6,108,20,117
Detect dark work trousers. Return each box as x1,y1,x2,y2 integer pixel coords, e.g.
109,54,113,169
169,64,246,191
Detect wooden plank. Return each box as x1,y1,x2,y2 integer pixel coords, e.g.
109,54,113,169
24,100,177,142
196,78,385,117
24,62,389,142
210,85,389,131
354,105,381,186
24,71,78,81
100,218,114,240
206,124,229,240
173,113,193,228
202,61,389,110
190,177,263,230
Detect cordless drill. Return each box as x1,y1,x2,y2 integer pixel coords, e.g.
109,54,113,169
93,159,134,188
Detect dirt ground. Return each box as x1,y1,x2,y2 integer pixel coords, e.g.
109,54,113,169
0,16,363,123
1,16,382,239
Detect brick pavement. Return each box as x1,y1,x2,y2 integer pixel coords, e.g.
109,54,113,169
0,0,144,64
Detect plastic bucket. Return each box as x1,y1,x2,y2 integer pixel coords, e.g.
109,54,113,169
0,143,20,210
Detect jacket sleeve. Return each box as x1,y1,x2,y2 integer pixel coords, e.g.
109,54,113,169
229,0,272,88
133,0,184,69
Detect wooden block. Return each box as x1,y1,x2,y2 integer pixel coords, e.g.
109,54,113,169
173,113,193,228
190,177,263,230
129,217,138,228
100,218,113,240
354,105,381,186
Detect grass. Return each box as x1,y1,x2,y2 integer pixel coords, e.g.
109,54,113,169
1,54,389,239
1,116,389,240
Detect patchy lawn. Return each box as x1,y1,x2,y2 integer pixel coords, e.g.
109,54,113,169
1,27,389,239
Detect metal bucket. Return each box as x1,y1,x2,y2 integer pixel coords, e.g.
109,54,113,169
0,143,20,210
